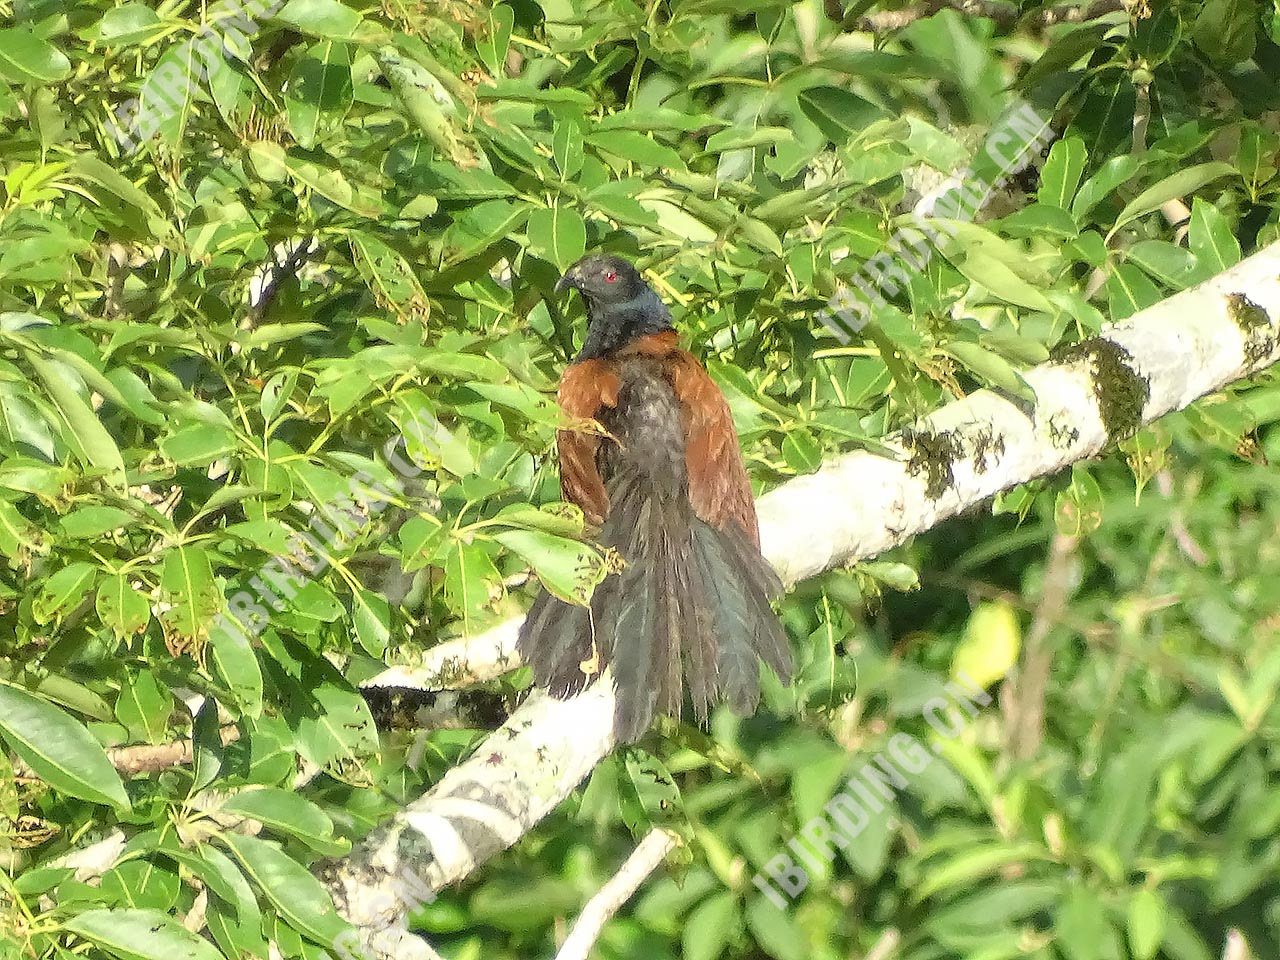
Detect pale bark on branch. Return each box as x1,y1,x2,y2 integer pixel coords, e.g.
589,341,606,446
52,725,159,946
554,828,681,960
325,243,1280,958
829,0,1127,31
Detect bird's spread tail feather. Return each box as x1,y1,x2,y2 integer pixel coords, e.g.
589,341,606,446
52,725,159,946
518,474,790,742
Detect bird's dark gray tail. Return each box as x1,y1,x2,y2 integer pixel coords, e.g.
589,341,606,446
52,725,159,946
517,474,791,743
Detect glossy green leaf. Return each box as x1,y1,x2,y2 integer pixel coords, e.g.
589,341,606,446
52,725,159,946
1108,162,1234,238
274,0,363,39
0,29,71,84
286,41,353,149
64,908,223,960
220,833,352,944
1188,197,1241,273
158,547,219,646
0,683,128,808
526,204,587,270
221,788,347,854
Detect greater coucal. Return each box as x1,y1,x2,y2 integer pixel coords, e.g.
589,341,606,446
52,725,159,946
517,253,792,742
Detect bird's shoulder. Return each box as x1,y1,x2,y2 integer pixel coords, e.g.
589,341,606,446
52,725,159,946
557,331,693,413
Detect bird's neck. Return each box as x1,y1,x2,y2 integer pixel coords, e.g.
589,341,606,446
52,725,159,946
575,288,674,361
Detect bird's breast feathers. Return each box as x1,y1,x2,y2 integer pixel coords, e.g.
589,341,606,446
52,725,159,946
553,333,760,546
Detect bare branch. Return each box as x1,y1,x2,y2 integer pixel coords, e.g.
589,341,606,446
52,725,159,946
363,618,521,691
1001,531,1077,761
554,828,680,960
832,0,1126,31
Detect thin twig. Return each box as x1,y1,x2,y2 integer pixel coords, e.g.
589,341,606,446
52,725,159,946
1002,532,1077,762
863,928,901,960
1222,929,1249,960
10,724,242,780
1155,470,1208,567
554,828,680,960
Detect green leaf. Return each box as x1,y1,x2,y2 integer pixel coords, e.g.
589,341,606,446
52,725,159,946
0,500,41,558
1072,155,1144,220
349,233,429,318
475,4,514,76
552,118,585,180
96,574,152,638
352,586,390,657
286,41,353,149
526,204,587,270
1127,888,1166,960
0,683,129,808
0,382,56,458
286,656,379,770
682,891,737,960
396,515,446,576
207,613,264,716
951,599,1021,688
220,788,347,855
1105,261,1163,320
376,47,475,166
69,154,165,221
490,502,585,538
913,842,1050,899
25,353,127,491
248,142,382,217
1108,162,1235,238
115,670,170,744
953,251,1052,312
1133,2,1182,62
160,422,237,466
945,341,1035,400
158,547,219,647
444,541,502,631
0,28,71,84
60,506,134,539
391,390,475,477
1037,135,1087,211
781,430,822,474
1193,0,1256,62
201,846,268,957
588,130,687,170
1056,886,1123,960
797,87,881,145
64,908,223,960
33,561,96,624
1188,197,1241,273
1017,22,1112,89
595,108,726,132
274,0,363,39
495,529,606,606
998,203,1080,240
1125,240,1208,289
90,4,167,46
704,125,794,154
219,834,352,944
1055,466,1104,535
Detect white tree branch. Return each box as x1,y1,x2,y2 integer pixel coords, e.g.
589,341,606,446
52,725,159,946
326,243,1280,954
364,617,520,690
554,828,681,960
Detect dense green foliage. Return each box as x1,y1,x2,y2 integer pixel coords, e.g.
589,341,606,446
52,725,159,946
1,0,1279,958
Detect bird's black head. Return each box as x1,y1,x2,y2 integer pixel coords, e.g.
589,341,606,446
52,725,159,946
556,254,673,361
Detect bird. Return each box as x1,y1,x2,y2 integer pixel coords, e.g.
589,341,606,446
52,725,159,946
517,253,792,743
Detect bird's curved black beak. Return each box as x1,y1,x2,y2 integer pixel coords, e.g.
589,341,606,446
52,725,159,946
555,269,579,293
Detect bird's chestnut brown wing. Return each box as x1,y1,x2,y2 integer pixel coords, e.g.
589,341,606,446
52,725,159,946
555,359,621,526
666,350,762,548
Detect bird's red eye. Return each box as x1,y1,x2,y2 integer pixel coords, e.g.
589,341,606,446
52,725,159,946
605,270,618,282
